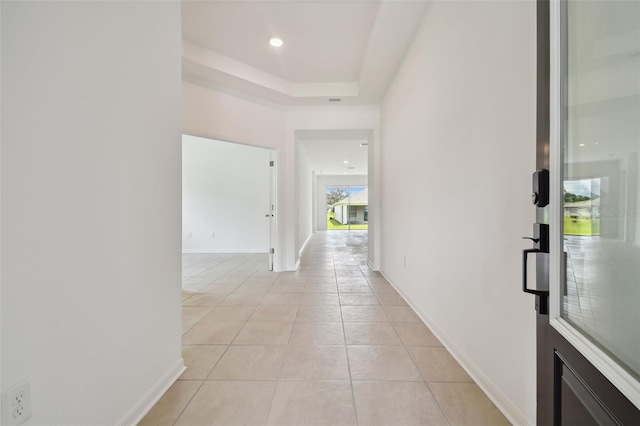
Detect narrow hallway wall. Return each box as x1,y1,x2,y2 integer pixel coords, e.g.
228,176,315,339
2,2,182,423
297,143,313,253
380,1,537,423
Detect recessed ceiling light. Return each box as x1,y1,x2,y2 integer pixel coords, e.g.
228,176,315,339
269,38,283,47
579,143,585,147
344,160,348,164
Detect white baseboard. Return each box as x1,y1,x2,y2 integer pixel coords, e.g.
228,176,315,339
379,270,530,426
366,260,379,271
298,233,313,257
117,358,186,426
182,249,268,254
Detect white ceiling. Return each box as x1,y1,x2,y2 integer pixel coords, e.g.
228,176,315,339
297,129,370,175
301,139,368,176
183,1,379,83
181,0,430,106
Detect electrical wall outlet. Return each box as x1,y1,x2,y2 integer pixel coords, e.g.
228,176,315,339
2,380,32,426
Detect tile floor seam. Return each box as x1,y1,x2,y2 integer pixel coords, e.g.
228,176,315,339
205,378,285,382
354,243,451,426
198,298,260,346
425,379,478,384
423,380,453,426
275,306,298,372
389,308,455,426
396,328,434,383
339,283,361,426
181,306,215,336
373,285,457,424
263,311,299,425
171,379,207,426
263,379,281,425
379,296,439,385
199,344,232,381
179,343,232,382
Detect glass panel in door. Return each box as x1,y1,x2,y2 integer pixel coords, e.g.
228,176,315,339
562,0,640,379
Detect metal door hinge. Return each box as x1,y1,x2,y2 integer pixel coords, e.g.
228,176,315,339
269,161,274,167
270,248,275,254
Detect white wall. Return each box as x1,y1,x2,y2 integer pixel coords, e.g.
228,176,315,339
1,2,182,424
380,1,537,424
182,135,271,253
297,143,313,254
316,175,368,231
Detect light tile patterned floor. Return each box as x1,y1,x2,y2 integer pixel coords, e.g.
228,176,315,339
142,231,510,425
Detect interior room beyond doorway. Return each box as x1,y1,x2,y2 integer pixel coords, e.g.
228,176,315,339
182,135,274,267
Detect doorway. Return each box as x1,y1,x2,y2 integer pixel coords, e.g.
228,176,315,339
181,134,276,272
296,129,377,270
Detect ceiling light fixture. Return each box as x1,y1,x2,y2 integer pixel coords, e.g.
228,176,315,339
579,143,585,147
344,161,348,164
269,38,283,47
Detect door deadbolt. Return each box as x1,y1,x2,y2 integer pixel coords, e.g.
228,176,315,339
532,169,549,207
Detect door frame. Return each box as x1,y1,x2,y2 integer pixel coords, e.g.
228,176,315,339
181,132,278,270
546,0,640,407
268,150,277,271
295,128,379,270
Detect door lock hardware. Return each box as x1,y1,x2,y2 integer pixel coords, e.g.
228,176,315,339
532,169,549,207
523,223,549,252
522,237,540,243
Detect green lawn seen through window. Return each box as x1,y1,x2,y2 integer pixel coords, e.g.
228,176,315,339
564,216,600,236
327,212,368,230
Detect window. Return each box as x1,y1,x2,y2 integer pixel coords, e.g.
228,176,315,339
349,206,357,220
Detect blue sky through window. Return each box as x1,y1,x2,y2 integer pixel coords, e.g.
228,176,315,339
326,186,366,195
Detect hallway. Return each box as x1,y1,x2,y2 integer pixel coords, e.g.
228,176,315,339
142,231,509,425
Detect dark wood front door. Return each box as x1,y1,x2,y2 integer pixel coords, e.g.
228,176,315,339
531,1,640,424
